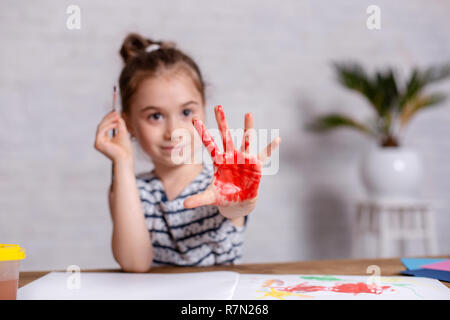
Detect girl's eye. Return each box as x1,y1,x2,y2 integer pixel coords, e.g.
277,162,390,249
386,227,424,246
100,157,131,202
182,109,192,117
148,112,163,121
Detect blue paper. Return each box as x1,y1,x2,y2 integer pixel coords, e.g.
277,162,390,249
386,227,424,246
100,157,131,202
401,258,447,271
401,269,450,283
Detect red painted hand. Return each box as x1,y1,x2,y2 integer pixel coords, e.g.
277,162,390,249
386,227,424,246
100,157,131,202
184,105,281,211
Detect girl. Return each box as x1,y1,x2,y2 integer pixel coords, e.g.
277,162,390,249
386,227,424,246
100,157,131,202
94,33,281,272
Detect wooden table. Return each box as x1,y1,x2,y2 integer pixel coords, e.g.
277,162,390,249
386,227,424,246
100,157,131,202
19,256,450,289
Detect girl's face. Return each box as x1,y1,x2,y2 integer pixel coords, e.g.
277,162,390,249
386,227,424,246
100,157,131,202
124,71,205,168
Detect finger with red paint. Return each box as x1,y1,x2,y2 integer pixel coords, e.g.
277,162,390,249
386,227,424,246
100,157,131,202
215,105,235,154
192,117,221,162
185,116,223,208
240,112,254,154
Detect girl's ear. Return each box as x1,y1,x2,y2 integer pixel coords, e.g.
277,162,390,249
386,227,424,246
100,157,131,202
121,112,136,138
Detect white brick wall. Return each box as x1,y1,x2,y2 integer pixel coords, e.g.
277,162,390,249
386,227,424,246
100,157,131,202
1,0,449,271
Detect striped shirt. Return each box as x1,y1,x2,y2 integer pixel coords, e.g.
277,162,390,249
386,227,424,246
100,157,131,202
136,164,247,267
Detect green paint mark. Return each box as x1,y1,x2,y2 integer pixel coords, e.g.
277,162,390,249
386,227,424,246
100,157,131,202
300,276,343,281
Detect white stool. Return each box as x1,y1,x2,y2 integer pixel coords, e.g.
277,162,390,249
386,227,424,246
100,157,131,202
352,199,438,258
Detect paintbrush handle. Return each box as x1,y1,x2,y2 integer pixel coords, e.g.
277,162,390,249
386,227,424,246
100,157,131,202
111,85,117,189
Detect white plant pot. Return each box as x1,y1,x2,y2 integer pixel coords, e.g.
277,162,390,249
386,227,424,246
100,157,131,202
360,146,423,200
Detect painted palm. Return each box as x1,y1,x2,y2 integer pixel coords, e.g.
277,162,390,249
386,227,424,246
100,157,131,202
309,62,450,147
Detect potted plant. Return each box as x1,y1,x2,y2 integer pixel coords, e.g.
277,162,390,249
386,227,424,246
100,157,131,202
309,62,450,199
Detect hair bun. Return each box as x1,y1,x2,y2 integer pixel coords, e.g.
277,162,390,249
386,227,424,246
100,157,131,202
120,33,152,64
120,33,176,64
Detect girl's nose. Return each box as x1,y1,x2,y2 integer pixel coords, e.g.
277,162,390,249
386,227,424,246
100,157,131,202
163,116,180,141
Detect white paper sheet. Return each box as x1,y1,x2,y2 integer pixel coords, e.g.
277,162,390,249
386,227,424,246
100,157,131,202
233,274,450,300
18,271,240,300
18,271,450,300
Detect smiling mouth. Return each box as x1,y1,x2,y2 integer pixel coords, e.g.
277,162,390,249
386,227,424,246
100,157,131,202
161,145,184,152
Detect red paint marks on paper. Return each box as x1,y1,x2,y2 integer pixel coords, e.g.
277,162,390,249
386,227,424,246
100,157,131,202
280,282,391,295
331,282,391,295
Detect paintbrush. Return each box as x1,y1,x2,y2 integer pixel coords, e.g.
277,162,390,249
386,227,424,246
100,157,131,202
111,85,117,190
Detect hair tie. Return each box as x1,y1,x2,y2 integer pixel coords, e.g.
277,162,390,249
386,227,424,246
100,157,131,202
145,44,160,53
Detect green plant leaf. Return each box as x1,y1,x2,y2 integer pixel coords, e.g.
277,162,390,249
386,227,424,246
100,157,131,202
400,93,447,127
423,63,450,83
321,61,450,145
307,113,374,136
373,69,399,116
333,62,399,118
399,64,450,111
333,62,378,111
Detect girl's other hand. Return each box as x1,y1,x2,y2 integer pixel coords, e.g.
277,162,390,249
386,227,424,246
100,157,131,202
94,111,134,164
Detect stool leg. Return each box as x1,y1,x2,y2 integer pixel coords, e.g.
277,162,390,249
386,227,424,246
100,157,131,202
398,208,406,256
352,204,363,258
378,208,390,258
369,205,377,257
423,208,438,255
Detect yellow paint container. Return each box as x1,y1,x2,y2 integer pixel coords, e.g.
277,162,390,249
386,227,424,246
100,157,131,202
0,244,26,300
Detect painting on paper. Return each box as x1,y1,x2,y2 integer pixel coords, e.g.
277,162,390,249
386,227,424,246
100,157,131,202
232,274,450,300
